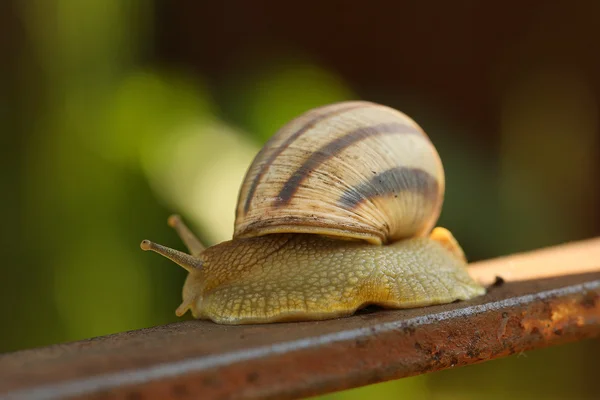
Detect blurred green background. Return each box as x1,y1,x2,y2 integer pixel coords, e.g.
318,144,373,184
1,0,599,399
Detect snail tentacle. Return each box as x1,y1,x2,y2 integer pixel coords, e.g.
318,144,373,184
140,240,203,272
168,214,206,256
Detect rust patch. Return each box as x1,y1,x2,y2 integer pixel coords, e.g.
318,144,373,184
171,384,188,397
403,326,416,336
581,291,598,309
246,372,259,383
520,293,597,345
496,312,510,341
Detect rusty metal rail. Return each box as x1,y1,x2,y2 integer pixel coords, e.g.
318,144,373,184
1,239,600,400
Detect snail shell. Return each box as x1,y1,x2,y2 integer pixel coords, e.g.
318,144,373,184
235,101,444,245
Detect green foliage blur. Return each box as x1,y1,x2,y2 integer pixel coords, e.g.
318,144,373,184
1,1,599,399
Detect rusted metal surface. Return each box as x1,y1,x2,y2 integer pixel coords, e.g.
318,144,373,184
468,237,600,286
1,243,600,400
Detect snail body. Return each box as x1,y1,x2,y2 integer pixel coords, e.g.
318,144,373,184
141,101,485,324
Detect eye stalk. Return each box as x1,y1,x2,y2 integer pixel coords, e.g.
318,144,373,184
167,214,205,256
140,214,207,272
140,239,203,272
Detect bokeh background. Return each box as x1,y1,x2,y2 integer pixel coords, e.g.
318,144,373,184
2,0,600,399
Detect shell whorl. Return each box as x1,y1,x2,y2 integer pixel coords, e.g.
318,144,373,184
234,101,445,245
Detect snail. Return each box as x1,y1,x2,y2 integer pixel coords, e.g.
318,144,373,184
140,101,486,324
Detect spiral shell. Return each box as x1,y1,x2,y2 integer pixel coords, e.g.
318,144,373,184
234,101,445,245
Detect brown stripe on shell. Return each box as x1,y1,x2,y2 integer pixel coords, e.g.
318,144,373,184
338,167,439,208
242,102,368,214
275,122,421,206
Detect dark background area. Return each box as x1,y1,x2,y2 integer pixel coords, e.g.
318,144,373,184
1,1,599,398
